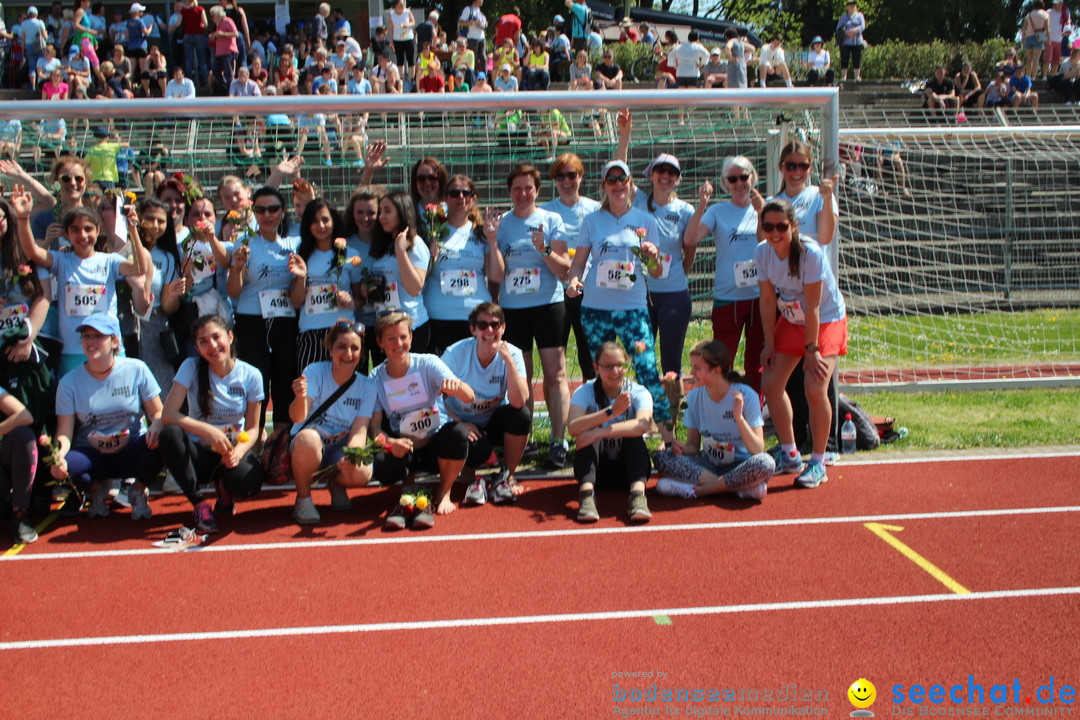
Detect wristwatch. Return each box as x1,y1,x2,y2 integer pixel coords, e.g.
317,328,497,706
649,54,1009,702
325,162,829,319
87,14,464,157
805,342,820,353
605,407,614,417
539,245,552,257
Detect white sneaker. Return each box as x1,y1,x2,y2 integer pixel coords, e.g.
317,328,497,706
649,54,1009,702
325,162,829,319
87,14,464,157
328,480,352,511
292,496,321,525
823,451,839,466
464,477,487,506
736,481,768,502
655,477,697,499
112,478,132,507
128,485,152,521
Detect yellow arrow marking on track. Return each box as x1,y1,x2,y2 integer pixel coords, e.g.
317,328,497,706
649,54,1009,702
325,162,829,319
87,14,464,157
864,522,971,595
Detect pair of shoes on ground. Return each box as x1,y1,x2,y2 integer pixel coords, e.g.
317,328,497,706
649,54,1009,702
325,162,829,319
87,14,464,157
577,490,652,523
384,504,435,531
293,480,353,525
655,477,769,503
463,467,515,506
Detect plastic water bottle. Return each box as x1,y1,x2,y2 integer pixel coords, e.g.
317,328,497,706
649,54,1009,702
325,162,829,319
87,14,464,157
841,413,857,454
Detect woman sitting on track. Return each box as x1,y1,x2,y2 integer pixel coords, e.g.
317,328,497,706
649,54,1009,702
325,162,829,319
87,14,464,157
0,388,40,544
756,198,848,489
371,310,474,530
159,314,264,533
441,302,530,506
567,341,654,524
49,314,164,521
685,155,766,392
289,320,378,525
653,340,775,502
564,160,673,445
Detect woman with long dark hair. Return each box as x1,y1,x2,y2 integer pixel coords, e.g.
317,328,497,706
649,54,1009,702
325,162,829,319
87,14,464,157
341,185,384,371
159,313,263,532
135,197,184,386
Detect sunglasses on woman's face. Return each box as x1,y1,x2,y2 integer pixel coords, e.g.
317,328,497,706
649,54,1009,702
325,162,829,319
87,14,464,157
60,174,86,184
605,175,629,185
253,204,283,214
784,162,811,172
472,319,502,331
727,173,750,183
446,188,475,198
761,222,790,233
553,172,579,182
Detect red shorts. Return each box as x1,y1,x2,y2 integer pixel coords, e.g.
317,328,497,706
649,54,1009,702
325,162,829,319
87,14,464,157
774,316,848,357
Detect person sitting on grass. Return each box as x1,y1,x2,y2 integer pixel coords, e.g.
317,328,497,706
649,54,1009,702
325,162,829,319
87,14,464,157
653,340,776,503
441,302,530,506
568,341,654,524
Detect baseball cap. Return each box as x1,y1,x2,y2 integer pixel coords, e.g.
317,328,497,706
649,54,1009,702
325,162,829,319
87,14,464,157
711,47,722,55
27,6,38,15
811,36,823,45
600,160,631,178
130,2,146,11
500,63,512,72
477,71,486,79
554,14,564,23
643,153,681,177
77,314,122,337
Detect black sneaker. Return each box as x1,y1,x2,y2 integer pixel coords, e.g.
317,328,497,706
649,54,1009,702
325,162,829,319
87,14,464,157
544,443,567,469
384,505,408,531
59,492,83,517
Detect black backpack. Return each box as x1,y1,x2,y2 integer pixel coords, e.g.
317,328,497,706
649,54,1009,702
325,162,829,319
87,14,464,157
837,393,880,450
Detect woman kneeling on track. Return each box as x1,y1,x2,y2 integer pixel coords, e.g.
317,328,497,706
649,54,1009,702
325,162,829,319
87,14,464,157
653,340,775,503
370,310,475,530
568,341,654,524
159,314,264,533
51,314,164,521
756,198,847,489
289,320,378,525
441,302,531,506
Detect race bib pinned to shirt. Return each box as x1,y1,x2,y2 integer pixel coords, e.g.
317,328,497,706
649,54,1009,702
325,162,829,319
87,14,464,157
401,406,439,439
440,270,478,297
703,436,736,465
0,303,29,333
304,284,338,316
733,259,757,288
596,260,634,290
258,289,294,318
65,284,107,317
658,253,673,280
777,298,805,325
374,281,401,314
505,267,540,295
88,428,132,454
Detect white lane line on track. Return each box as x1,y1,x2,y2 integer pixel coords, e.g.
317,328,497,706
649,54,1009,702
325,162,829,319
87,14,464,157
4,505,1079,562
2,586,1077,651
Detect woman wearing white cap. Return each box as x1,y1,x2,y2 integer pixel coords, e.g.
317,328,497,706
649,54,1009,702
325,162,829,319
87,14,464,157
804,36,834,86
565,159,674,445
49,313,164,522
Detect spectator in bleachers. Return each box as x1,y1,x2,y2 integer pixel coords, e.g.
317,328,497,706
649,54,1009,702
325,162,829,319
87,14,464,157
416,40,444,93
472,70,491,91
923,65,957,112
593,48,623,90
369,25,392,66
125,3,150,72
459,0,487,76
274,44,299,94
450,36,476,87
1059,44,1080,104
587,23,604,53
248,54,268,89
23,8,49,90
208,5,238,95
143,42,167,95
109,44,131,83
670,29,709,90
415,10,439,54
548,23,571,81
494,37,520,83
875,141,910,196
954,61,982,109
229,63,260,95
217,0,250,71
568,49,591,90
370,51,402,94
109,8,127,51
702,47,727,88
617,17,639,43
495,7,522,52
1044,0,1070,78
72,0,100,68
836,0,865,81
757,34,793,88
996,47,1021,77
387,0,417,73
565,0,590,53
804,36,834,86
639,23,656,45
331,6,351,41
494,61,518,92
36,44,62,89
311,2,330,47
524,36,550,91
41,64,68,99
165,64,196,98
66,44,92,95
0,122,22,160
179,0,209,91
724,28,748,89
1008,63,1039,107
1023,0,1051,78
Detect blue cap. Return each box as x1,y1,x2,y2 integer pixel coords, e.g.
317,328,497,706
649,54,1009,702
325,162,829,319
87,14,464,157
76,314,122,337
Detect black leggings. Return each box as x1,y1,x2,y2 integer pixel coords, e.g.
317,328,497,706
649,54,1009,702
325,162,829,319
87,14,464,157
0,426,37,510
574,436,650,489
464,404,532,467
234,313,298,431
373,421,469,484
158,425,263,507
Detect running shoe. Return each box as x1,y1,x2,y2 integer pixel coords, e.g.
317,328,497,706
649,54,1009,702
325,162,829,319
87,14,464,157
823,451,839,466
112,479,132,507
771,447,805,476
490,467,516,504
544,442,567,469
655,477,697,499
736,481,769,502
88,486,110,519
412,507,435,529
577,491,599,523
215,477,235,517
11,516,38,544
384,506,408,531
794,460,828,489
328,480,352,511
128,485,152,521
193,501,219,533
464,477,487,506
627,491,652,523
292,496,321,525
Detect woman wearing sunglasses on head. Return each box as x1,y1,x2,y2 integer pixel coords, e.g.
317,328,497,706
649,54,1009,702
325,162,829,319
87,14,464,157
441,302,530,505
755,198,847,490
159,314,263,533
370,310,474,530
540,153,600,382
768,140,841,465
227,186,301,432
422,174,501,356
289,320,378,525
684,156,766,392
564,160,674,446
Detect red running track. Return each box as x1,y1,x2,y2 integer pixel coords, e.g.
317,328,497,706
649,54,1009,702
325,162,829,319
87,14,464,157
0,454,1077,718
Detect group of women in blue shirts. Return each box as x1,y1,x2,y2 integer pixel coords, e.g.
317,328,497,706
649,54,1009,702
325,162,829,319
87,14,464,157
0,125,847,541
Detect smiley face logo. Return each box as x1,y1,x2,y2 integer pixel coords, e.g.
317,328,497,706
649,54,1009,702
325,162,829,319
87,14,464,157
848,678,877,709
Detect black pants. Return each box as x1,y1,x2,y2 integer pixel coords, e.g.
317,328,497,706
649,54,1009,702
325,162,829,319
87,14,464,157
574,436,650,489
465,404,532,467
373,421,469,484
234,313,298,431
158,425,263,506
807,68,835,86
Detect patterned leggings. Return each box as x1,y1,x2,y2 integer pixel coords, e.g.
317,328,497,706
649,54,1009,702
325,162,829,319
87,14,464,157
580,307,671,422
653,450,775,492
